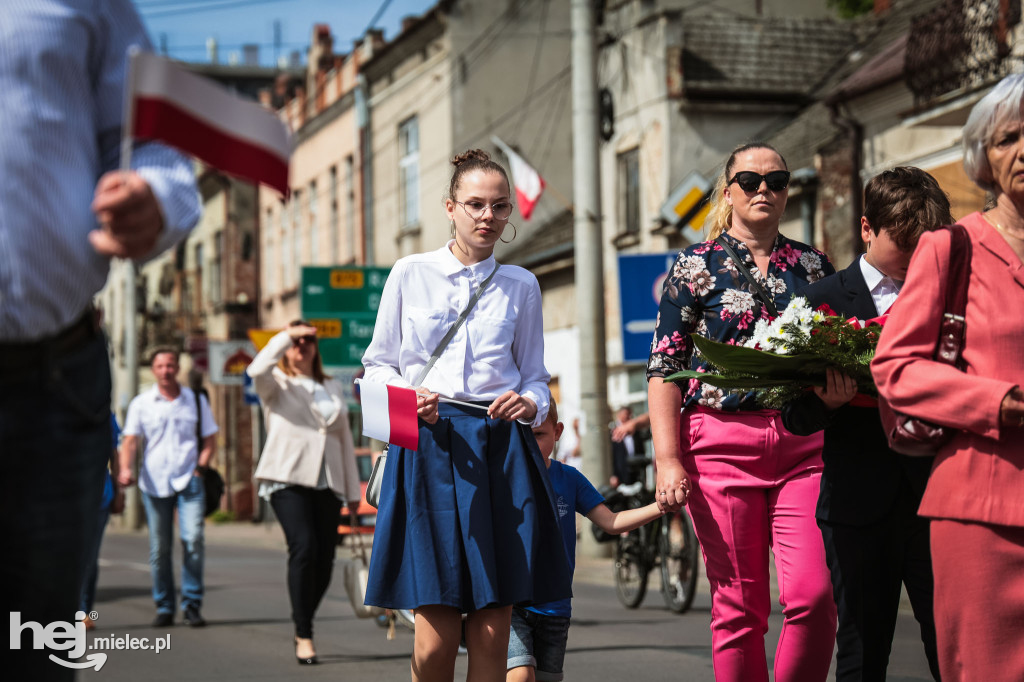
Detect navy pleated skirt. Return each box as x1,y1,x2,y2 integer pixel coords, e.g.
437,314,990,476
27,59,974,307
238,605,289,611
364,402,573,611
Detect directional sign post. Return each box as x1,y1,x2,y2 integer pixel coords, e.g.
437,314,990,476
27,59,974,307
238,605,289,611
301,266,391,409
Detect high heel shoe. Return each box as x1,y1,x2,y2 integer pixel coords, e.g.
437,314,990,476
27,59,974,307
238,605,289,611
294,637,318,665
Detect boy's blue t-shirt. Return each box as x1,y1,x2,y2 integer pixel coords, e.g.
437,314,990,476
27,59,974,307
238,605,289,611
528,460,604,618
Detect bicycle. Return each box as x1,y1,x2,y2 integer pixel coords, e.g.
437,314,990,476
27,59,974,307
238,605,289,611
595,456,701,613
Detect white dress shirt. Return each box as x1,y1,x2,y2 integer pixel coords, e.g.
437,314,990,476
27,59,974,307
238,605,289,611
362,241,551,427
0,1,200,340
859,255,902,316
123,385,219,498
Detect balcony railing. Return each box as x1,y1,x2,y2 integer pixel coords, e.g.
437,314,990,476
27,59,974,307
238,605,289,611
906,0,1021,104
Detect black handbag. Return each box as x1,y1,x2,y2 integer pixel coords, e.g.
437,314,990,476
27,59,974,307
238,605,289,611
878,224,971,456
194,388,223,516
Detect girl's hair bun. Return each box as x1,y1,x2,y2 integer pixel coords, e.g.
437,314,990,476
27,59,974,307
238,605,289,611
451,149,491,167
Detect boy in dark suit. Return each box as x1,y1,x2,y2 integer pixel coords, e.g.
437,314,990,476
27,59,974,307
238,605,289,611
783,167,952,681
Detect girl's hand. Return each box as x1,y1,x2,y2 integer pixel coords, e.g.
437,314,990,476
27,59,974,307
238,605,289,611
813,367,857,410
487,391,537,423
415,387,439,424
286,324,319,340
655,459,691,513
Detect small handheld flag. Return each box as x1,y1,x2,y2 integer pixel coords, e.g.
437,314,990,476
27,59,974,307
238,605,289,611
357,380,420,451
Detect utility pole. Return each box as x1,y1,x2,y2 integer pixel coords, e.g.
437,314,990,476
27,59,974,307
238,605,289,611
572,0,610,557
123,259,144,530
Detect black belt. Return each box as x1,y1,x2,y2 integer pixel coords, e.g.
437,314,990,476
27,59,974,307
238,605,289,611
0,308,101,370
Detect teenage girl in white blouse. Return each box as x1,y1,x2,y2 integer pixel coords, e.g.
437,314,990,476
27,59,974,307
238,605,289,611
362,150,571,682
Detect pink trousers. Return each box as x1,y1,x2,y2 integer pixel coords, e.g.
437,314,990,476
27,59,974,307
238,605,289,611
681,408,836,682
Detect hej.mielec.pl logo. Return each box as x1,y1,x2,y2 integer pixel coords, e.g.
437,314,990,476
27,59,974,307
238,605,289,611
10,610,172,671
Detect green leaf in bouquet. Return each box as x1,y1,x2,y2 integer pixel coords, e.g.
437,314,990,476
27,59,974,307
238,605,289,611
691,334,829,378
663,370,809,389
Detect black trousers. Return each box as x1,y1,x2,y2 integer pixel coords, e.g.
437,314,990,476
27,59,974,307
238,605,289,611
270,486,342,638
1,332,111,680
819,479,941,682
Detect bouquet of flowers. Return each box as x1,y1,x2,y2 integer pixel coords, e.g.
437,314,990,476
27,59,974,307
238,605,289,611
664,297,886,409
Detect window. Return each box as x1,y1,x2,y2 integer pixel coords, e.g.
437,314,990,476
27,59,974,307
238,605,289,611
263,208,274,295
328,166,339,263
194,242,204,309
618,148,641,235
291,189,302,287
399,116,419,228
210,230,223,304
278,204,287,291
308,180,318,264
345,155,356,262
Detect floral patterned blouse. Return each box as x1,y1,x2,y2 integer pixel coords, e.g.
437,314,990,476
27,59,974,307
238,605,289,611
646,231,834,411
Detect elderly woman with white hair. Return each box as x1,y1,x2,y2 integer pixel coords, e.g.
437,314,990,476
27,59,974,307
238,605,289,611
871,73,1024,680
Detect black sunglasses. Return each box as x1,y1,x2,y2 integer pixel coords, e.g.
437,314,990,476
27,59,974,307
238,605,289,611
295,335,317,344
728,170,790,193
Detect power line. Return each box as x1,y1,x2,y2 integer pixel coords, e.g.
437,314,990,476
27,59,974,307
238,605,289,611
361,0,395,36
140,0,297,19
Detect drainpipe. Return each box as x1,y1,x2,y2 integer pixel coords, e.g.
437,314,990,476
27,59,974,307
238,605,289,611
827,101,864,252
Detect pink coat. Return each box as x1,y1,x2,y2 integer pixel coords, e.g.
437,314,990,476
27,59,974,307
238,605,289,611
871,212,1024,527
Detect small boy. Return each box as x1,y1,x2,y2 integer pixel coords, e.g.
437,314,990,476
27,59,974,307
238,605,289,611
782,166,952,681
507,401,663,682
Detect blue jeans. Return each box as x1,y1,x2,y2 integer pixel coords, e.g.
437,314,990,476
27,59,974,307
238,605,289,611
142,474,206,614
1,332,111,680
507,605,571,682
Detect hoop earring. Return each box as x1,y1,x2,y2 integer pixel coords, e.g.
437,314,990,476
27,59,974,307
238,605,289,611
499,222,518,244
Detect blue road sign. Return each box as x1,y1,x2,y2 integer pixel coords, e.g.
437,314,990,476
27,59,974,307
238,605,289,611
243,372,260,406
617,251,679,364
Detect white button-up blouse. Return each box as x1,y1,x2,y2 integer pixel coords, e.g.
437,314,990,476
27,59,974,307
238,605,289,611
362,242,551,427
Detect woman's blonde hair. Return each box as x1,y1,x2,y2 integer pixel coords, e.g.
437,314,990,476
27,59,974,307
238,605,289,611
277,319,328,383
704,142,788,240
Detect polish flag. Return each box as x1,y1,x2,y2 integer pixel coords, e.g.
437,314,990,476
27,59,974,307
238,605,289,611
491,136,545,220
127,50,291,195
357,381,420,451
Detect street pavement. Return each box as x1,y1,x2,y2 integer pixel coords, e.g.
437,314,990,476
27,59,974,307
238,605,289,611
71,520,936,680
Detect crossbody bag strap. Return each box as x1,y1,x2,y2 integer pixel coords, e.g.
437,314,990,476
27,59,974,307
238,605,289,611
714,236,779,318
935,224,971,370
194,389,203,448
412,262,500,386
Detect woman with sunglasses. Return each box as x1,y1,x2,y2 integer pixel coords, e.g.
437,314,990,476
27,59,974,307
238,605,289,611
247,320,362,665
361,149,571,682
647,142,837,682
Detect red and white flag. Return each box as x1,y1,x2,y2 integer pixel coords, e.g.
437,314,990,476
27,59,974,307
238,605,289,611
491,136,545,220
127,50,291,195
358,381,420,451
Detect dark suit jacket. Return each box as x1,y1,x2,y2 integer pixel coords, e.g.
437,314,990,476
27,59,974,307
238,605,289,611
782,259,933,526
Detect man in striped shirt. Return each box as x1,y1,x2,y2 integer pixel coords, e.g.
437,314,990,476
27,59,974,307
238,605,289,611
1,2,200,679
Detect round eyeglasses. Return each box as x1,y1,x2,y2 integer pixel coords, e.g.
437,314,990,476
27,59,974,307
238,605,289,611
455,200,513,221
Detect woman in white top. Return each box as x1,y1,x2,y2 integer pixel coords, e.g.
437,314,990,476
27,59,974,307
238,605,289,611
247,321,361,665
362,150,572,682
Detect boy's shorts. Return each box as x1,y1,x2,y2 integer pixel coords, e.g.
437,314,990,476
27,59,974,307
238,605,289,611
507,605,571,682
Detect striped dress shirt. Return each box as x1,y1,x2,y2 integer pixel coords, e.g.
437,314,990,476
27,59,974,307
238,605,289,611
0,0,200,341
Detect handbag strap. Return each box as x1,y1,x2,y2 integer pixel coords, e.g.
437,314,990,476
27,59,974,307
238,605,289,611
935,224,971,370
412,262,500,386
714,236,779,318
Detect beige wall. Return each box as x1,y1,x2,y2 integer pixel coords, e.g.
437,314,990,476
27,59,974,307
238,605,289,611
368,35,453,266
259,102,361,329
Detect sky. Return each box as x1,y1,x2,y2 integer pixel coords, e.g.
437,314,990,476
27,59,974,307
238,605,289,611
138,0,437,67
